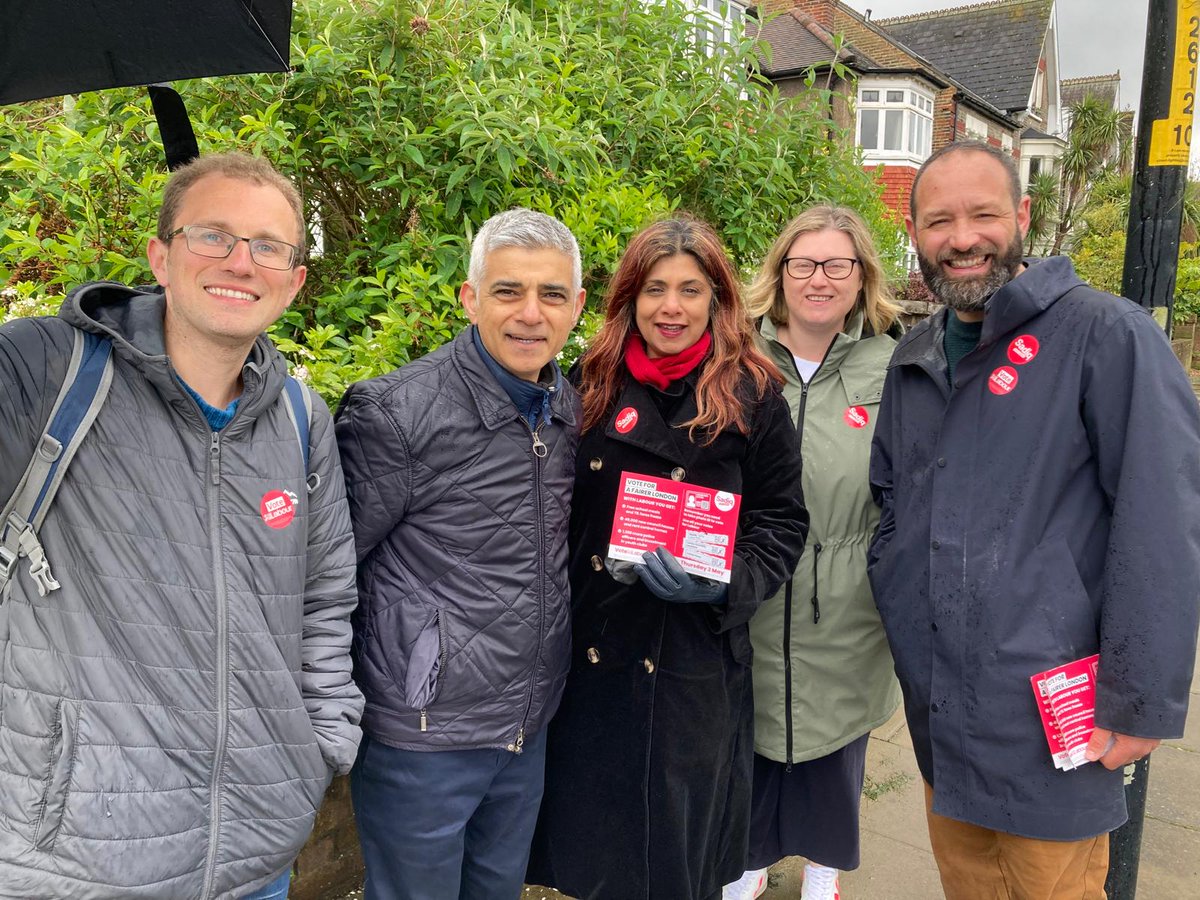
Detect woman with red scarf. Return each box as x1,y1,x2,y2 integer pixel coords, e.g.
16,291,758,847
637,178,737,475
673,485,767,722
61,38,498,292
527,217,809,900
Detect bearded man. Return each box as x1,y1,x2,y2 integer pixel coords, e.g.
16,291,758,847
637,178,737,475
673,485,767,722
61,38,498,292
867,140,1200,900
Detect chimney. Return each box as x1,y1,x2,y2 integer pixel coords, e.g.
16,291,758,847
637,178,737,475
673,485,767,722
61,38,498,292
792,1,837,31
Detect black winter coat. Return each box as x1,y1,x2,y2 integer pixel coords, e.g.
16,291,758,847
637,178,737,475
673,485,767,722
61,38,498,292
868,256,1200,840
527,363,808,900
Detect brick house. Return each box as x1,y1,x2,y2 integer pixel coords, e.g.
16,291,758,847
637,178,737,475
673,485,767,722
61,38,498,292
753,1,1066,240
879,0,1066,178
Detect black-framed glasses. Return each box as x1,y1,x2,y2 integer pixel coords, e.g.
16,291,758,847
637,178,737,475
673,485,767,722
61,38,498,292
782,257,859,280
167,225,301,271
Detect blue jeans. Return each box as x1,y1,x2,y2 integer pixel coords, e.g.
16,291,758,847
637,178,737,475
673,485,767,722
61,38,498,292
241,868,291,900
351,729,548,900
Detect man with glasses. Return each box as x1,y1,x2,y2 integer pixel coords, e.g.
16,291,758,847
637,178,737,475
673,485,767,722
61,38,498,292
0,152,362,899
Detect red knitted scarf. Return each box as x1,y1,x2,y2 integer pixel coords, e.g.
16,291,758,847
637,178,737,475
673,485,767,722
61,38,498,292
623,331,712,390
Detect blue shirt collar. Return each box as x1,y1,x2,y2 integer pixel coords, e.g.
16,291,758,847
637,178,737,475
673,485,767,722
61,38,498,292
471,326,561,432
177,377,241,431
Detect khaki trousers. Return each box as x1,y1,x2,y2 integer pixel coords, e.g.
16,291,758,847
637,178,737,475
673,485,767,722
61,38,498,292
924,783,1109,900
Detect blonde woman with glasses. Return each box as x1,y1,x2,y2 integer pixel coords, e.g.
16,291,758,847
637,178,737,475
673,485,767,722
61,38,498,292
724,206,903,900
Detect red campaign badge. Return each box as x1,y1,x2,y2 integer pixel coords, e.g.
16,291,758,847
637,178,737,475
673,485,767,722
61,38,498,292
615,407,639,434
260,489,299,529
988,366,1019,395
843,405,870,429
1007,334,1040,365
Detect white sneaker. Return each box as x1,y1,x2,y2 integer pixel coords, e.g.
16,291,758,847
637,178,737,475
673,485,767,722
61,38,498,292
800,863,840,900
723,867,768,900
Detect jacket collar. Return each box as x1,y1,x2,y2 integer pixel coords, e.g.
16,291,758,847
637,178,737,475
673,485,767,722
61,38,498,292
889,257,1085,380
452,327,578,431
759,309,864,385
977,256,1084,347
59,281,288,434
602,369,707,468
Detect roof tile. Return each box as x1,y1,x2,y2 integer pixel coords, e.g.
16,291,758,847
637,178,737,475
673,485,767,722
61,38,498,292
877,0,1053,113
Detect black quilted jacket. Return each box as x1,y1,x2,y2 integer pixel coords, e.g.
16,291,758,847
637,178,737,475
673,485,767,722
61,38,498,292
335,327,580,751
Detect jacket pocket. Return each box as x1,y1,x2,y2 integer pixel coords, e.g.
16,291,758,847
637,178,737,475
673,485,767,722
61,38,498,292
403,609,445,710
33,698,78,852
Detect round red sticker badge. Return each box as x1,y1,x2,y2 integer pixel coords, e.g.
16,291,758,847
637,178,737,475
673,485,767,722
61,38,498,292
988,366,1019,395
843,405,870,429
615,407,639,434
1007,334,1040,365
260,489,298,529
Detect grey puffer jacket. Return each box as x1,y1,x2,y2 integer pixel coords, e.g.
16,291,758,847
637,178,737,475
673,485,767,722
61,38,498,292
0,284,364,899
336,327,579,752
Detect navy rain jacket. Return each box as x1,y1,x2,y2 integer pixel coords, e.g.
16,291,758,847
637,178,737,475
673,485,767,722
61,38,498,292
868,256,1200,840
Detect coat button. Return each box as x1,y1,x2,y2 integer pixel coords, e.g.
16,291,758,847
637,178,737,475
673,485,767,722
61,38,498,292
931,540,941,550
930,702,940,713
670,467,685,481
931,622,939,632
937,457,946,467
587,647,600,664
590,458,603,471
643,658,655,674
591,555,604,571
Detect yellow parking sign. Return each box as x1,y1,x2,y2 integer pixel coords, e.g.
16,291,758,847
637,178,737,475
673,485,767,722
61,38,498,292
1149,0,1200,166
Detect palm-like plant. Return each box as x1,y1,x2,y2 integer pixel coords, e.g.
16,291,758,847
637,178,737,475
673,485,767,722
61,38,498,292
1025,171,1060,255
1050,96,1124,255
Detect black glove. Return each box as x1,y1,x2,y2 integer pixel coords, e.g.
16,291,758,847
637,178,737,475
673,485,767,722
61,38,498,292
634,546,728,604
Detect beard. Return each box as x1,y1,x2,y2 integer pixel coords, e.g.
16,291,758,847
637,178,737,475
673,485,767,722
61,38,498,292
917,229,1024,313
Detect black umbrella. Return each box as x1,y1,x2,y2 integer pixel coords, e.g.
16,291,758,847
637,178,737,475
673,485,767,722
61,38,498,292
0,1,293,167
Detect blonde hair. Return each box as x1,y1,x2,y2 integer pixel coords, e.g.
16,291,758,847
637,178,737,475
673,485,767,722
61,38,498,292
745,205,900,337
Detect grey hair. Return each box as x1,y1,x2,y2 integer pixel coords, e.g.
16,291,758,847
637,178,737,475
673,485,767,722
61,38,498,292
467,208,582,295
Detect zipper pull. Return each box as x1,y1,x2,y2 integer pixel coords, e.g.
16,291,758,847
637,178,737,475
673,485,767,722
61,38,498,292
419,709,428,732
209,433,221,486
531,429,548,459
514,727,525,754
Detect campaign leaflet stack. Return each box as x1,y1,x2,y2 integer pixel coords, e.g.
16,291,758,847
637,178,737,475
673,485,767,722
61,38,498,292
607,471,741,584
1029,654,1101,771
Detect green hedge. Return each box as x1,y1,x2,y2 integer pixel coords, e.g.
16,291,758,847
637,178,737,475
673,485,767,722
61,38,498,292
1,0,903,403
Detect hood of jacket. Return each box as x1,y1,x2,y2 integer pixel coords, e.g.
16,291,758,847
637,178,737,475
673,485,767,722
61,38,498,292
59,281,290,434
759,308,865,384
891,256,1084,374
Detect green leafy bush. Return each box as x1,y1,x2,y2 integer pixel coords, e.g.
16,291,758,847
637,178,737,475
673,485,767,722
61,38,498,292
1,0,901,401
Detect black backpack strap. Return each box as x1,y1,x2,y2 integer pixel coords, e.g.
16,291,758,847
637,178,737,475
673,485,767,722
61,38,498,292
0,330,114,598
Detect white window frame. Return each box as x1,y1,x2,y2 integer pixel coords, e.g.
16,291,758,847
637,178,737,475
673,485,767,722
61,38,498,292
689,0,746,56
1001,132,1013,152
964,111,989,140
856,79,935,166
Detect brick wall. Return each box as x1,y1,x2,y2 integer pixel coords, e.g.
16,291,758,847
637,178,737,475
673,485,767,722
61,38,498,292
867,164,917,221
291,776,364,900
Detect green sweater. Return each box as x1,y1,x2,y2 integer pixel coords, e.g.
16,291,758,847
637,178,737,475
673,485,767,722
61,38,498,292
944,312,983,386
750,314,902,764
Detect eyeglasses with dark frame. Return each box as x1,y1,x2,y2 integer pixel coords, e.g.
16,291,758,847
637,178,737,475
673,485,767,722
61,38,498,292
167,225,301,271
782,257,860,280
